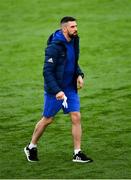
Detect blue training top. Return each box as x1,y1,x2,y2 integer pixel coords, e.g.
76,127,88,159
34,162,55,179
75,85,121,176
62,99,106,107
52,30,76,90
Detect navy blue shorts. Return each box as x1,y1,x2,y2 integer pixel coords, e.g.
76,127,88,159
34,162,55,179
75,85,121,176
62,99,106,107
42,90,80,118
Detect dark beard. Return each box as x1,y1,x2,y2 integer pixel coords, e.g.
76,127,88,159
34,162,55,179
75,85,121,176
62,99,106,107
68,32,78,39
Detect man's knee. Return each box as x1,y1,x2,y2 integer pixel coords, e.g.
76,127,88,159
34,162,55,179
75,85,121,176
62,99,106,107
40,116,53,126
70,112,81,124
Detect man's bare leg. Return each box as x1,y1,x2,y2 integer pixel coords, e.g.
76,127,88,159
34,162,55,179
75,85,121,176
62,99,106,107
24,116,53,162
70,112,82,151
31,116,53,145
70,112,93,163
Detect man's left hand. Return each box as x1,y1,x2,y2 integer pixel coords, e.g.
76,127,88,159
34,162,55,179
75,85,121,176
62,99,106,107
77,75,84,90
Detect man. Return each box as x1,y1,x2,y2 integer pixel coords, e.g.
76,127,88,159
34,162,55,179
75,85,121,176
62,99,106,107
24,16,93,163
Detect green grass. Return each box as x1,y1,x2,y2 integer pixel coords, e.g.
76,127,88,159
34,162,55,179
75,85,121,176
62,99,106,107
0,0,131,179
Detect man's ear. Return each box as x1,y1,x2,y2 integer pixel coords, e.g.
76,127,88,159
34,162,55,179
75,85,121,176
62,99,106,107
62,26,67,33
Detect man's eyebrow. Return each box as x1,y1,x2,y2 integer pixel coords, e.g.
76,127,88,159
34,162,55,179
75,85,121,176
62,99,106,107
70,25,77,27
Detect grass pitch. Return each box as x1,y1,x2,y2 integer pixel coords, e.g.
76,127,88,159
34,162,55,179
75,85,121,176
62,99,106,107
0,0,131,179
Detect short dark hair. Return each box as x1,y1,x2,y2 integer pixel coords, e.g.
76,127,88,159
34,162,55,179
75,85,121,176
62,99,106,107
60,16,76,24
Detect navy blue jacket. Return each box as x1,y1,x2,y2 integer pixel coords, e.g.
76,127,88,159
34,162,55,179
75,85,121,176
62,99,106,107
43,30,84,95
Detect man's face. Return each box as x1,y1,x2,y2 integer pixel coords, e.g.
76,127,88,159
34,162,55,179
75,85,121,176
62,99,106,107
65,21,78,38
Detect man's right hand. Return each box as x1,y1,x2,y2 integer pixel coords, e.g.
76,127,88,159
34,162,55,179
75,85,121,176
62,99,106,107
56,91,65,100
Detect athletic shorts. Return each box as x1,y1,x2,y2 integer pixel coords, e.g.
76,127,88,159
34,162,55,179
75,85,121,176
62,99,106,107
42,90,80,118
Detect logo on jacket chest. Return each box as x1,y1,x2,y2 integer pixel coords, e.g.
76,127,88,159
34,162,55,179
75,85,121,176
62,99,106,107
47,58,54,63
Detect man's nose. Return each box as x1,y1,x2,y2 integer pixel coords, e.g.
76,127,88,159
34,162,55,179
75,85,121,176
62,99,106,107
74,27,77,31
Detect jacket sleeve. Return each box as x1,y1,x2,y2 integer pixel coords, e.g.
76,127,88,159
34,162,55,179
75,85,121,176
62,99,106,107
74,36,84,78
43,45,62,94
76,64,84,78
